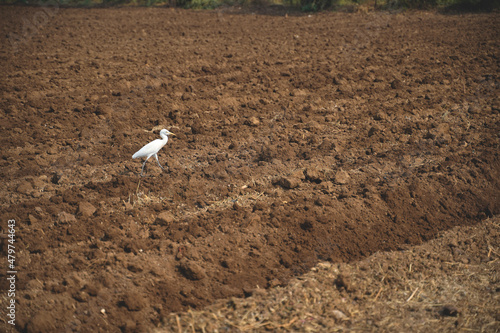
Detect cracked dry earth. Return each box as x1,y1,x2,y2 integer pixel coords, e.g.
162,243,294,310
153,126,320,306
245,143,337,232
0,6,499,333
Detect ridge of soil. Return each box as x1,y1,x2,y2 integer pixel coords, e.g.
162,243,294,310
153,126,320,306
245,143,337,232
161,216,500,332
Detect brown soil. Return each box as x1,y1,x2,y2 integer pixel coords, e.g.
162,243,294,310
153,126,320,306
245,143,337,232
0,6,498,333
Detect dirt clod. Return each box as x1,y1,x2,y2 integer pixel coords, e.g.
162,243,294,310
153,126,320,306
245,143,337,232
156,211,174,225
276,176,301,189
77,201,96,217
179,259,207,281
333,170,350,185
57,211,76,224
122,292,148,311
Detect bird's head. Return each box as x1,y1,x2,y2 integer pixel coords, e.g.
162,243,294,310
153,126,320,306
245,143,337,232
160,129,176,137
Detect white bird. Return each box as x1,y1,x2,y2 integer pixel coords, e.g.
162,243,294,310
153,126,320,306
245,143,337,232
132,129,175,176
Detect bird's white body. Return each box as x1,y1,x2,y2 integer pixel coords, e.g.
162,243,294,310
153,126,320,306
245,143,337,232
133,129,175,176
132,138,169,159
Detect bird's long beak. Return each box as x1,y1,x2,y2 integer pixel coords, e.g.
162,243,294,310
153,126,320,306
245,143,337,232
170,133,176,136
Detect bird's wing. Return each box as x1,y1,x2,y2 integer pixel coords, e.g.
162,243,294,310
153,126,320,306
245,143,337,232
132,139,165,159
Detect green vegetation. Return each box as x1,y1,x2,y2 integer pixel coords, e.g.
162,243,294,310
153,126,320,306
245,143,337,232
0,0,497,10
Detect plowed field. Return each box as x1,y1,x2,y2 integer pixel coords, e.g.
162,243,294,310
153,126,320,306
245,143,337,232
0,6,498,332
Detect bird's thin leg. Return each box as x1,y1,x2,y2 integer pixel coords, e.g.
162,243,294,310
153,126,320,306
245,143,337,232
141,155,152,176
155,154,165,170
